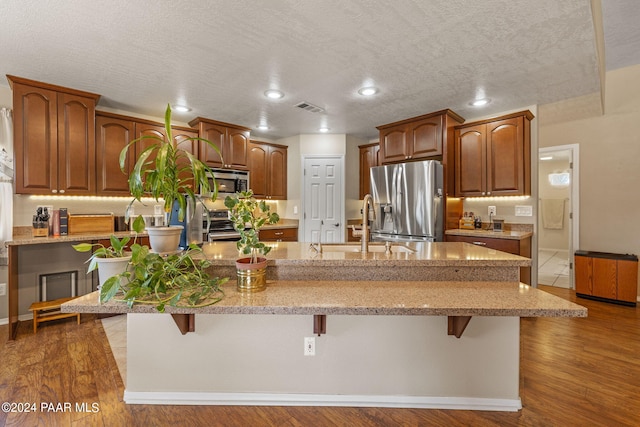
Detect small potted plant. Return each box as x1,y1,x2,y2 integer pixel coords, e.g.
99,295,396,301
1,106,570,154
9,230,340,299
224,190,280,292
119,104,221,253
72,217,145,299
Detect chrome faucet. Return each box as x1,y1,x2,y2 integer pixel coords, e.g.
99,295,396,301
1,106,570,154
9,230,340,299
361,194,376,253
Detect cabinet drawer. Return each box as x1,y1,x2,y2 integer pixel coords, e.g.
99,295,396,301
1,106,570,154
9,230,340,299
445,235,519,254
260,228,298,242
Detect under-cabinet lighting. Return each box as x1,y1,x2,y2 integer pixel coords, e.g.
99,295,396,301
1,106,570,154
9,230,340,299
539,156,553,161
29,195,158,202
464,195,530,201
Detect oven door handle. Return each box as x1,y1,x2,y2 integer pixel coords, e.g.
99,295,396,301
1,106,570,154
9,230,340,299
208,231,241,241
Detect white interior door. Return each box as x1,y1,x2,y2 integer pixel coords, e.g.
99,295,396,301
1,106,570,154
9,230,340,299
303,157,344,243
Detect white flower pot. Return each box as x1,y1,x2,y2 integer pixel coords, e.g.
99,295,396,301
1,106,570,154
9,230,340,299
146,225,183,254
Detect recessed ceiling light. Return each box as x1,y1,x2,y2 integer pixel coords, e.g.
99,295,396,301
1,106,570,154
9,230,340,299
318,127,330,133
172,104,191,112
539,156,553,161
264,89,284,99
358,86,378,96
257,124,269,131
470,98,491,107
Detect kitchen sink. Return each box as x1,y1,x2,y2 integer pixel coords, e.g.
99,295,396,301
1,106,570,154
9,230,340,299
320,243,415,254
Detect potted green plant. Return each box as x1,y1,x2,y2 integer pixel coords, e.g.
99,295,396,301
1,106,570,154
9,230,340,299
224,190,279,292
72,216,145,300
119,103,220,253
99,242,227,310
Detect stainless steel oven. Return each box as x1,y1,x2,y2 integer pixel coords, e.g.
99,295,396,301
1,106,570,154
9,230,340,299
203,209,243,242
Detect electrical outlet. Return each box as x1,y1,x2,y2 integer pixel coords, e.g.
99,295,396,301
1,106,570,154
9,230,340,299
304,337,315,356
0,283,6,296
488,206,497,216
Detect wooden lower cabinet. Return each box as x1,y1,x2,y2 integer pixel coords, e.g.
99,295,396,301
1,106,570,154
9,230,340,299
260,227,298,242
575,251,638,305
445,234,531,284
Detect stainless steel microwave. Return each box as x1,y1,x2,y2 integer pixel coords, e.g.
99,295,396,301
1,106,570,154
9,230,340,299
203,168,249,198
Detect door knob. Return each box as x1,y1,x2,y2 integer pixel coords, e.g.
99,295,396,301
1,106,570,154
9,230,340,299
333,222,339,227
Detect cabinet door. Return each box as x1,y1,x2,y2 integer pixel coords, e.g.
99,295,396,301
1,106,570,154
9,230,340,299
359,144,379,199
198,123,226,168
409,116,442,159
617,259,639,303
247,142,268,198
267,145,287,199
592,257,618,300
12,83,58,194
226,128,250,170
486,116,525,195
379,126,409,164
574,255,593,295
96,115,135,195
135,122,166,163
173,128,199,191
57,93,96,195
455,124,486,196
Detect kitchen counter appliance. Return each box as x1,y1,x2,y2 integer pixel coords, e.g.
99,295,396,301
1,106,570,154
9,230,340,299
369,160,443,243
202,168,249,199
204,209,243,241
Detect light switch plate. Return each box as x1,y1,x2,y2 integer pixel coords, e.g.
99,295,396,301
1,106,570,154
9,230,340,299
515,205,533,216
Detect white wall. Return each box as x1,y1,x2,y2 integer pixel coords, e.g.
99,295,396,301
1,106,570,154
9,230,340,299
539,63,640,298
126,313,520,408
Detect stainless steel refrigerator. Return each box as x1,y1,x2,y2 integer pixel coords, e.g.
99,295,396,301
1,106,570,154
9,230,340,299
369,160,443,242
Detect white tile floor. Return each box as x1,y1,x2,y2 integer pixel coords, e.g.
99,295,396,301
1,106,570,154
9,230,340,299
101,314,127,385
538,249,571,288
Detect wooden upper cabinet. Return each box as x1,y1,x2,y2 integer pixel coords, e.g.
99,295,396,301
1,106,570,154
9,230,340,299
95,113,135,195
409,115,443,158
95,111,198,195
455,124,486,196
9,75,99,195
454,111,533,197
247,141,287,200
189,117,250,170
359,143,379,199
486,117,526,195
379,128,408,164
377,110,459,164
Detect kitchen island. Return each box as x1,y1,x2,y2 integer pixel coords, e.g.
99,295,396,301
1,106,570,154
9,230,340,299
62,241,586,411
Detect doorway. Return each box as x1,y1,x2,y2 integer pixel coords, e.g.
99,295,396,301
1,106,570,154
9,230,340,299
538,144,579,289
301,156,344,243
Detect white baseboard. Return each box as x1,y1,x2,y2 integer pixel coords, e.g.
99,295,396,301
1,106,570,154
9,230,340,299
0,313,33,325
123,391,522,412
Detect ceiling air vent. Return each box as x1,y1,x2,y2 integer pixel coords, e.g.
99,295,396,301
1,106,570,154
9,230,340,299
295,101,325,113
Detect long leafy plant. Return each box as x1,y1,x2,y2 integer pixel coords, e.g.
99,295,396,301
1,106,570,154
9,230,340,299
119,104,220,224
100,243,227,312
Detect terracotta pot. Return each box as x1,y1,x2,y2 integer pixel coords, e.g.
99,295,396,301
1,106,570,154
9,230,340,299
146,225,183,254
235,257,268,292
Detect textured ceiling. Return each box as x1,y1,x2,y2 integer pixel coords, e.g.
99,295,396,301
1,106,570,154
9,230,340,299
0,0,630,140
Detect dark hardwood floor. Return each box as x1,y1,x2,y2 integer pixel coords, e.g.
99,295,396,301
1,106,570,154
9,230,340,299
1,285,639,426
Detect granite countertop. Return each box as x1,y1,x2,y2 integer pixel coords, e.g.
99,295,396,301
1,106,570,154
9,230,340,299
261,219,298,230
62,280,587,318
5,230,147,247
445,229,533,240
202,241,531,268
